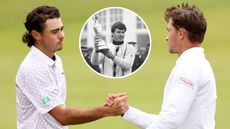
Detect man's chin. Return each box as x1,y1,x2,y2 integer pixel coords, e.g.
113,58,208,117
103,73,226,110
113,38,124,42
169,49,176,54
57,47,63,51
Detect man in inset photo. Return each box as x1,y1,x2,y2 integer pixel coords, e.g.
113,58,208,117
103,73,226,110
91,21,135,78
80,7,151,78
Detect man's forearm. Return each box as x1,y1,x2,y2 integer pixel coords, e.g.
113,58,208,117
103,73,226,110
122,107,157,129
91,49,102,65
102,50,115,60
49,105,109,126
62,107,109,125
113,56,133,70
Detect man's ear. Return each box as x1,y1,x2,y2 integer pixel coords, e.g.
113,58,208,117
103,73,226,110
178,28,187,40
31,30,41,41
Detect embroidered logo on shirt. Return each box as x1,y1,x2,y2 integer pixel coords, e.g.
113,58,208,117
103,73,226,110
42,96,51,104
177,77,194,89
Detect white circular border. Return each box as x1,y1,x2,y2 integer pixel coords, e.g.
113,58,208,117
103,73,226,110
79,6,152,79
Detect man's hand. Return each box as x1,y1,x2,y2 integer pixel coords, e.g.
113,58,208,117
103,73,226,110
104,92,129,116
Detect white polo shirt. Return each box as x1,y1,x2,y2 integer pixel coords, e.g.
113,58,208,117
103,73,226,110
123,47,217,129
16,46,67,129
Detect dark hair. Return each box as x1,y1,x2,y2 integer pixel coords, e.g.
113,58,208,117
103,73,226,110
164,3,207,43
111,22,127,33
22,6,60,47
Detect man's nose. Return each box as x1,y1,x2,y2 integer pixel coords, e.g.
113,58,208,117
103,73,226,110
165,37,168,41
59,31,64,38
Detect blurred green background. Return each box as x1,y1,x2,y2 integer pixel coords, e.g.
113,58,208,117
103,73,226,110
0,0,229,128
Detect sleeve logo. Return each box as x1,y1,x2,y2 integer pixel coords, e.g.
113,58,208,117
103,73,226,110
177,77,194,89
42,96,51,105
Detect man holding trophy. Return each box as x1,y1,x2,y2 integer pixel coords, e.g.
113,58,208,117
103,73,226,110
91,17,135,78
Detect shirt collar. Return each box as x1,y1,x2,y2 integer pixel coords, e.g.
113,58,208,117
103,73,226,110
176,47,204,65
31,46,56,66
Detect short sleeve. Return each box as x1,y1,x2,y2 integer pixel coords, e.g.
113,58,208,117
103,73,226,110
16,66,64,114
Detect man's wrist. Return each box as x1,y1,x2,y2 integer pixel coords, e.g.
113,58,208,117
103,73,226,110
99,106,110,117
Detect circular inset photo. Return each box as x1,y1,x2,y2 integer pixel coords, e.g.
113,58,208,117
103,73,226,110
79,7,151,79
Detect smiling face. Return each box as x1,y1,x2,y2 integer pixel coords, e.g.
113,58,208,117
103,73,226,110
165,18,181,54
112,28,125,42
33,18,64,57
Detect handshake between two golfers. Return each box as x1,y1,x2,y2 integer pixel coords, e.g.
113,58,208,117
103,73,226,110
104,92,129,116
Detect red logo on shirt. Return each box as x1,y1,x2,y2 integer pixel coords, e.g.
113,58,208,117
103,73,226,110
177,77,194,89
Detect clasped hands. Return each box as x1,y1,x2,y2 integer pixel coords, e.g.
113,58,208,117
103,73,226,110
103,92,129,116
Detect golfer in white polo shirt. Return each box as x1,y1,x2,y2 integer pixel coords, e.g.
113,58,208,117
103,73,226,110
16,5,128,129
106,3,217,129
